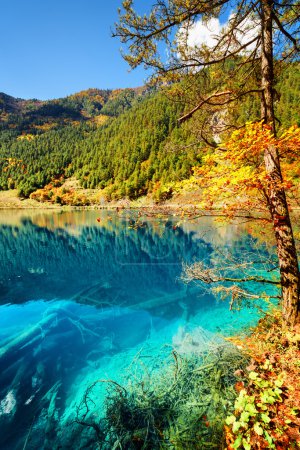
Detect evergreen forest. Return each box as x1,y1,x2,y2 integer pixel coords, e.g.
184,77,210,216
0,63,300,204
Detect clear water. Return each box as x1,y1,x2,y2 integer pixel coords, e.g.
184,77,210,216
0,210,277,449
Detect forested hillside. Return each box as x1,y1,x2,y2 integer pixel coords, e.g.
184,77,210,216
0,63,299,204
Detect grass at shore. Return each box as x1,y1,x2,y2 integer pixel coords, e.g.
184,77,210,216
0,190,61,209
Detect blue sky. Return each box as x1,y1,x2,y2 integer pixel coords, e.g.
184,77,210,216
1,0,232,100
1,0,150,100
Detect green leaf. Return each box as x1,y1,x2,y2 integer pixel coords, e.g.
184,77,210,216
232,421,241,433
257,379,269,388
256,402,268,410
239,421,248,429
242,438,251,450
240,411,250,423
260,413,271,424
233,435,243,449
290,408,299,416
235,392,248,410
226,415,236,425
274,387,283,397
261,393,276,404
245,403,258,415
248,371,259,380
264,431,272,444
264,430,275,448
253,422,264,436
274,378,284,387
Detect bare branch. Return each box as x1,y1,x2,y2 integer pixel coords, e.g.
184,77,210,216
178,89,263,123
178,91,232,123
272,12,300,51
182,262,280,285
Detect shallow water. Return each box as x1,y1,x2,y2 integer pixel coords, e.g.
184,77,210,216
0,210,277,449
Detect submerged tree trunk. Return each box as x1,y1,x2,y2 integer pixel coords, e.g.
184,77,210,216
261,0,300,325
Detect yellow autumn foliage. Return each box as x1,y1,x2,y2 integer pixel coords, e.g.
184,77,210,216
193,122,300,212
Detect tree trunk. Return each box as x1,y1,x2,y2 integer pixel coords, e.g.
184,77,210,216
261,0,300,326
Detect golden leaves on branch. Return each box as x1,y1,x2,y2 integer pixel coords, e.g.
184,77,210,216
193,122,300,213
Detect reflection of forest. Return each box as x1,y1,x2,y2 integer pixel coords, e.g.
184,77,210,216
0,212,215,308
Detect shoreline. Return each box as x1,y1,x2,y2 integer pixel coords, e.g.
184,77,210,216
0,190,299,218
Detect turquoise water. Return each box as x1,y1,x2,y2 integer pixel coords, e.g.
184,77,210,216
0,210,277,449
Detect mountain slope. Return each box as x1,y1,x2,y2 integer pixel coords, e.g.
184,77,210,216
0,63,299,204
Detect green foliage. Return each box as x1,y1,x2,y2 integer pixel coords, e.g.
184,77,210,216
74,91,199,199
276,62,300,129
0,89,200,199
100,88,141,116
0,89,108,134
0,63,300,201
0,124,91,197
225,368,285,449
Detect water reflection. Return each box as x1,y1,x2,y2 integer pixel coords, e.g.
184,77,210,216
0,211,215,309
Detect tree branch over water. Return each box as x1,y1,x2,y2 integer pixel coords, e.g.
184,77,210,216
182,261,281,285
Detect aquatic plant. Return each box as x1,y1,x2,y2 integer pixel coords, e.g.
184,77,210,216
76,343,249,449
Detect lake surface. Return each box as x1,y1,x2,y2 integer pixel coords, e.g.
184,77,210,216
0,210,277,449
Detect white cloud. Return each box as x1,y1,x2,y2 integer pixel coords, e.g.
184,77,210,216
178,14,260,57
228,14,260,52
186,18,223,49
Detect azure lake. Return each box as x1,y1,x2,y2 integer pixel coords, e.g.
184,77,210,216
0,210,276,449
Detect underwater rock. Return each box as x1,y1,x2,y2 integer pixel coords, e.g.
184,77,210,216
0,390,17,416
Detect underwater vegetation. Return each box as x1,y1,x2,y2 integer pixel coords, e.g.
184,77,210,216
76,343,249,449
